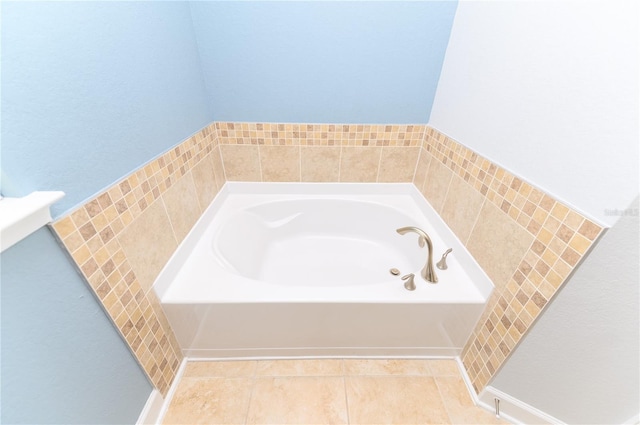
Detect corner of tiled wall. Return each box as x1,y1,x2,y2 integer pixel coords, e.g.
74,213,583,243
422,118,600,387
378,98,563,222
414,126,604,393
51,122,223,395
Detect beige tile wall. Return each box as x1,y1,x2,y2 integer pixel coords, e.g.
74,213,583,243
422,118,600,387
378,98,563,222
51,123,222,395
216,122,424,182
51,120,603,399
415,127,603,393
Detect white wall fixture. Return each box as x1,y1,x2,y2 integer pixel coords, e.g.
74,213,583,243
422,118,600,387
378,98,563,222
0,191,65,252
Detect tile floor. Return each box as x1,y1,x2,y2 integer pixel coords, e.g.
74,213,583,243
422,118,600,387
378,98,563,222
162,359,510,425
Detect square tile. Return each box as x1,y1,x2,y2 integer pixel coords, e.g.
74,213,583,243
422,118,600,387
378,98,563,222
220,145,261,181
467,202,534,289
441,175,486,244
161,172,202,243
246,377,347,424
260,146,300,182
163,377,252,424
301,146,340,182
339,147,381,182
346,376,449,424
117,199,177,292
378,147,420,182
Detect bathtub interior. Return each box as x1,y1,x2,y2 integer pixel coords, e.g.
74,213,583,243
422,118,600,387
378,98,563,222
154,182,495,358
214,198,428,286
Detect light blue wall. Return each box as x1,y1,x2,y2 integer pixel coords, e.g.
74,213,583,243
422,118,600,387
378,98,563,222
189,1,457,124
1,2,214,423
1,228,153,424
1,1,213,217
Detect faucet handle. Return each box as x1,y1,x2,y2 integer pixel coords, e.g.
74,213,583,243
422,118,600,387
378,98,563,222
401,273,416,291
436,248,453,270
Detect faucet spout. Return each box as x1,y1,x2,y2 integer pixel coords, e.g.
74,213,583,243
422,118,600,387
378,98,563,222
396,226,438,283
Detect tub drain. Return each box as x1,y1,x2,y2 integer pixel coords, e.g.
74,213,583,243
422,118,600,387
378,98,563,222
389,268,400,276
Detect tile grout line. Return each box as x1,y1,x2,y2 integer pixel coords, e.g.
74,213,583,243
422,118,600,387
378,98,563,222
465,197,488,247
437,165,455,215
257,144,264,182
343,374,351,425
432,375,455,425
242,375,257,425
420,149,434,199
375,145,384,182
414,147,428,193
411,144,424,184
337,146,343,182
216,143,229,184
340,359,350,424
185,170,204,214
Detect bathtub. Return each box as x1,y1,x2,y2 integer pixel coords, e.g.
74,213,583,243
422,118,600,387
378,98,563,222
154,183,493,358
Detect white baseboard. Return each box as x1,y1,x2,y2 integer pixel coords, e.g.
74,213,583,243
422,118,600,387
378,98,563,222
136,390,164,425
454,358,563,425
154,358,188,425
454,357,480,404
478,386,565,425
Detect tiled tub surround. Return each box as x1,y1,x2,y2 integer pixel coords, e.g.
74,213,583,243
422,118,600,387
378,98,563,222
414,127,603,393
50,120,602,399
51,124,223,395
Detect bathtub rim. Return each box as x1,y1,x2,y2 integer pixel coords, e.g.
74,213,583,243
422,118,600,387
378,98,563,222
153,182,494,302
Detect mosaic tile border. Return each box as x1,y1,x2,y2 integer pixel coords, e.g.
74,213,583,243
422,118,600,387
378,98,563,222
419,127,603,393
215,122,426,146
51,123,218,395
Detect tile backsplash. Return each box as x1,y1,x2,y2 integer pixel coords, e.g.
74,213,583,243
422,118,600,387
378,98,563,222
51,121,602,396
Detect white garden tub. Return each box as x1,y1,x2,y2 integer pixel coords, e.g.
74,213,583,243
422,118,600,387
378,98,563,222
154,183,493,358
